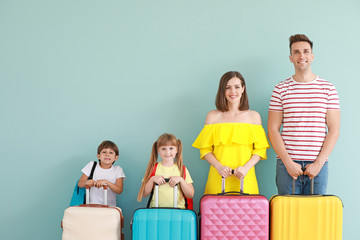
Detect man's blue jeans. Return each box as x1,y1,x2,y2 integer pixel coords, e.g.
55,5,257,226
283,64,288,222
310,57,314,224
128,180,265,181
276,159,328,195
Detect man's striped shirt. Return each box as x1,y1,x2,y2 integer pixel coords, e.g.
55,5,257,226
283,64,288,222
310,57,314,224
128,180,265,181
269,76,340,161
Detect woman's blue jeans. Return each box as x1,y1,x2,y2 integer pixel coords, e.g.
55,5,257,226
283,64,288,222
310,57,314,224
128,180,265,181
276,159,328,195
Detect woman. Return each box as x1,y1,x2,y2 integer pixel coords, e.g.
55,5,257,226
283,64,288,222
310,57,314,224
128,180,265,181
193,71,269,194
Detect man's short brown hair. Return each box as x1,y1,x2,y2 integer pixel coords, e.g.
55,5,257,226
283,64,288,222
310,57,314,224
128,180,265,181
289,34,313,53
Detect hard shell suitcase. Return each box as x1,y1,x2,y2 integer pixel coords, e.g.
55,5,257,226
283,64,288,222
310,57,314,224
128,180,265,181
270,179,343,240
131,180,197,240
62,185,124,240
199,177,269,240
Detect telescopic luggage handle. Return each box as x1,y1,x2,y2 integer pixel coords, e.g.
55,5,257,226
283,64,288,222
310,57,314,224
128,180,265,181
292,178,314,194
221,169,245,194
85,184,108,205
154,178,178,208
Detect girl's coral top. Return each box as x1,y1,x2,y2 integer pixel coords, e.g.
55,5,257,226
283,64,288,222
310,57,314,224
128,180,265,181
192,123,270,194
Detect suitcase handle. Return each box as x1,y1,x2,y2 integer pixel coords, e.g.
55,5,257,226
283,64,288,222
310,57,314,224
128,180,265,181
154,178,178,208
221,169,245,194
85,184,108,205
218,191,249,196
292,167,314,194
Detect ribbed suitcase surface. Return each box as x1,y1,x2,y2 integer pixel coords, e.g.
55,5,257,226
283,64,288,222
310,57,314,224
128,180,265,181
132,208,197,240
270,195,343,240
200,194,269,240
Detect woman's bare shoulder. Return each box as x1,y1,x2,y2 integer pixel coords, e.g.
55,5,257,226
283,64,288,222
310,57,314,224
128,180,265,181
205,110,222,125
246,110,262,125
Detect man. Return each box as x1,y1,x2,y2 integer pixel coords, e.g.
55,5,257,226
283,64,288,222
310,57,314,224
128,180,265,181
268,34,340,194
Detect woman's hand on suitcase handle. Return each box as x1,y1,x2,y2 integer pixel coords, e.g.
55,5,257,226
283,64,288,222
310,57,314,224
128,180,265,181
217,165,233,178
233,166,249,179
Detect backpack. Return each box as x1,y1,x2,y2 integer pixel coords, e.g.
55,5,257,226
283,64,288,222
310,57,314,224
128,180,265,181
146,162,193,210
69,161,97,206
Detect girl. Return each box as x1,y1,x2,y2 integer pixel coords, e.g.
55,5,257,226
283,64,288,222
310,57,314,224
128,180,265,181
137,133,194,209
193,71,270,194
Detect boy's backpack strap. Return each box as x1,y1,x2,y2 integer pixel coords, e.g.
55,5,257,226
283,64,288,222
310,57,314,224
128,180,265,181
70,161,97,206
88,161,97,180
83,161,97,204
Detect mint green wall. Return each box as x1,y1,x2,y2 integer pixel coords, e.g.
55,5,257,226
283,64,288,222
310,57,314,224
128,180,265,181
1,0,359,239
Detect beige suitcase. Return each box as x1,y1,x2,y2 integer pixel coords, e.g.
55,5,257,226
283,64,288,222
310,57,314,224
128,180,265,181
62,185,124,240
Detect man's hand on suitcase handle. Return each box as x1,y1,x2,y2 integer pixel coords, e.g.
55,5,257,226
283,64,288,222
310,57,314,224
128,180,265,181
303,161,323,179
291,164,321,180
284,161,303,180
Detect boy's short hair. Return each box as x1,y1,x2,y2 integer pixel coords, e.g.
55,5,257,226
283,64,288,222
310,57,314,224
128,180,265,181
289,34,313,53
97,140,119,156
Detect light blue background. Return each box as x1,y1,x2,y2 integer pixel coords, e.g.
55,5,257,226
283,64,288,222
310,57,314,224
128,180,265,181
1,0,359,239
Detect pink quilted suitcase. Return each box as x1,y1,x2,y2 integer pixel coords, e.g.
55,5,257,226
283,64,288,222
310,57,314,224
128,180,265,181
199,177,269,240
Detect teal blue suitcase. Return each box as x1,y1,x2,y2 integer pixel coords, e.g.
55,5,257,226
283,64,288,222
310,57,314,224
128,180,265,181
131,183,197,240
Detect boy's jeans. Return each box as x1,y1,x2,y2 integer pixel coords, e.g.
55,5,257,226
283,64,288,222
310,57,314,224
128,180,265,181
276,159,328,195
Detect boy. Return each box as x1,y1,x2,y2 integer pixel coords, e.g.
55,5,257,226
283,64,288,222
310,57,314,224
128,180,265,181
78,140,125,207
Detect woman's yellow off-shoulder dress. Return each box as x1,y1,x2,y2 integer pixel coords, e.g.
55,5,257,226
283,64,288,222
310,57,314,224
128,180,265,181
192,123,270,194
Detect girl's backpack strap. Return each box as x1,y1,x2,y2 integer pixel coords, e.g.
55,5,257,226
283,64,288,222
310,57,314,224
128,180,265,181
146,162,159,208
183,165,193,210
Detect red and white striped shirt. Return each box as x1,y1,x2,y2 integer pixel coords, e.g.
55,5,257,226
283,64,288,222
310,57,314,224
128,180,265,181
269,76,340,161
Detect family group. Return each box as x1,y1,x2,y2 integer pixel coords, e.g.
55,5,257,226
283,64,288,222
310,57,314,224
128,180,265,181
76,34,340,209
